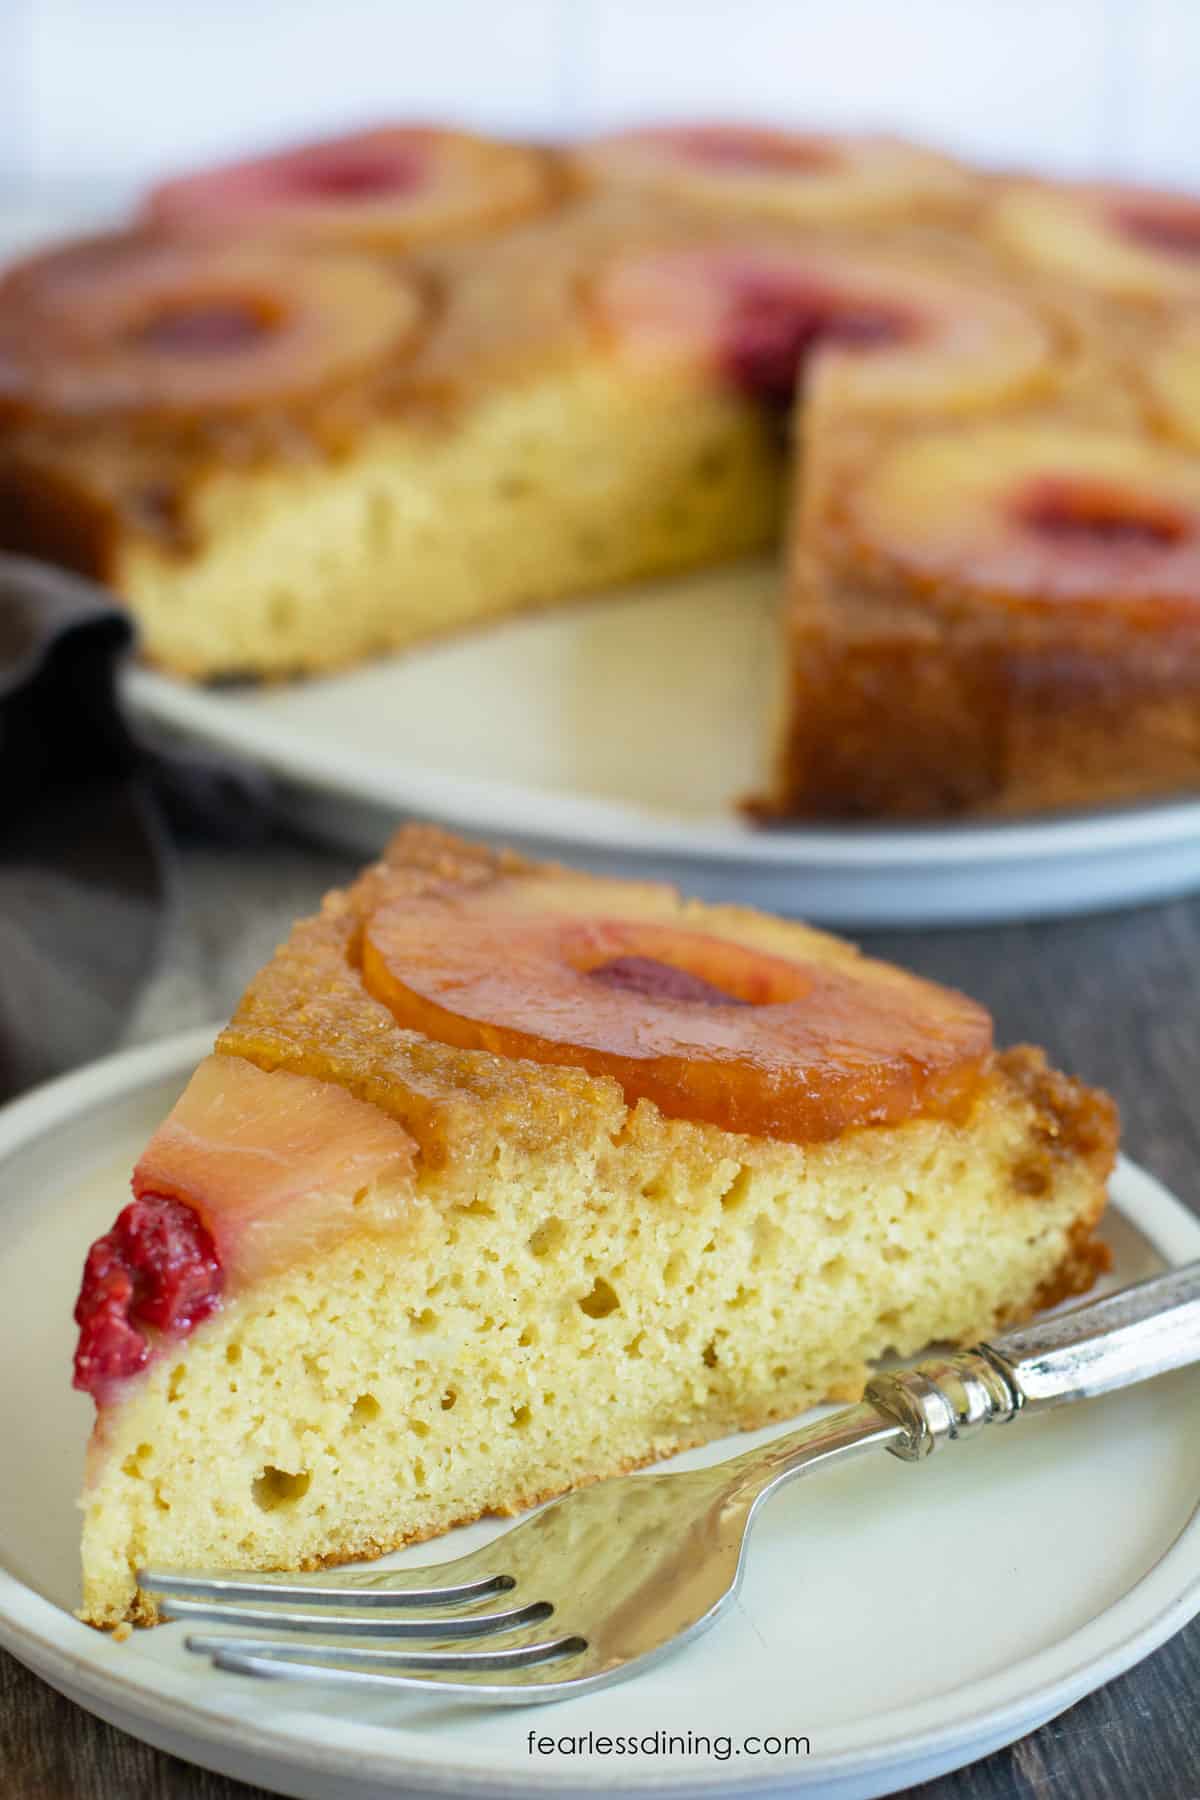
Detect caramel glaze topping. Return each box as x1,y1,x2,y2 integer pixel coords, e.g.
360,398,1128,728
215,832,1120,1224
354,857,993,1145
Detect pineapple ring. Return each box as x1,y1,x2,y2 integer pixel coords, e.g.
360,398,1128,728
989,180,1200,304
588,239,1053,416
577,124,972,224
845,421,1200,618
0,233,423,418
360,871,991,1143
146,125,558,250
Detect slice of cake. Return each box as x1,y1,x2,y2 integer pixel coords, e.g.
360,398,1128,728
73,826,1116,1629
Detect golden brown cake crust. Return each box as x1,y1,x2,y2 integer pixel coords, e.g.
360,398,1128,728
759,557,1200,821
761,430,1200,821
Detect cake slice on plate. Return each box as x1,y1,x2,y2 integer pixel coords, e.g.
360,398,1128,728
72,827,1116,1628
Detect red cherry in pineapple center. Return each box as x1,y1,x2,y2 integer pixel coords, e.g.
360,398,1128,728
1114,198,1200,260
1016,475,1189,553
284,147,426,200
136,297,278,354
360,873,991,1144
722,276,910,410
587,953,750,1006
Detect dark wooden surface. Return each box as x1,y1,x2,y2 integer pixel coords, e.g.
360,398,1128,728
4,834,1200,1799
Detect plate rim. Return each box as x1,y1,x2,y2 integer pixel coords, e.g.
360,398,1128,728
125,664,1200,873
2,1026,1199,1800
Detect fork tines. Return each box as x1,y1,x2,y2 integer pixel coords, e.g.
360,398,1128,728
186,1632,589,1681
138,1564,589,1695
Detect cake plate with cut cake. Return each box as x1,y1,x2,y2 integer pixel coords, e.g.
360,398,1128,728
9,118,1200,927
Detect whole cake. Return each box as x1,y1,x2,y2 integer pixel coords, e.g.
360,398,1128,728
2,121,1198,817
73,826,1117,1628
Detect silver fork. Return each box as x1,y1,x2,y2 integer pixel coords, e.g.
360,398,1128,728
152,1261,1200,1706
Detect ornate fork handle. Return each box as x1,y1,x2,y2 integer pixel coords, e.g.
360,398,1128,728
866,1260,1200,1461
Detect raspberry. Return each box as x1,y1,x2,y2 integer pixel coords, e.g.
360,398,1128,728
283,150,423,199
73,1195,222,1399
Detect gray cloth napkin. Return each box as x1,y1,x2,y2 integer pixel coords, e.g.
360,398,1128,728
0,555,268,1101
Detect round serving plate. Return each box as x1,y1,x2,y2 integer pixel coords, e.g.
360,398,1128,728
1,1027,1198,1800
125,564,1200,928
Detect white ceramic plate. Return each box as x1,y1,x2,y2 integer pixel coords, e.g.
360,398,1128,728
124,563,1200,928
2,1027,1199,1800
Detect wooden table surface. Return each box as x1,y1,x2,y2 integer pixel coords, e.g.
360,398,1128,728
3,833,1200,1800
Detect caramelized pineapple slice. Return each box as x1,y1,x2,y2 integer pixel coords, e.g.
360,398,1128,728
0,233,422,418
360,869,991,1144
587,239,1053,417
989,180,1200,305
577,124,974,224
146,125,559,250
844,420,1200,621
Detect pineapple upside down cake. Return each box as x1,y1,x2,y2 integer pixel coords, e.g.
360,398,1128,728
73,826,1117,1628
3,122,1200,817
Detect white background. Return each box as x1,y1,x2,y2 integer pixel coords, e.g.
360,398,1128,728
0,0,1196,197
